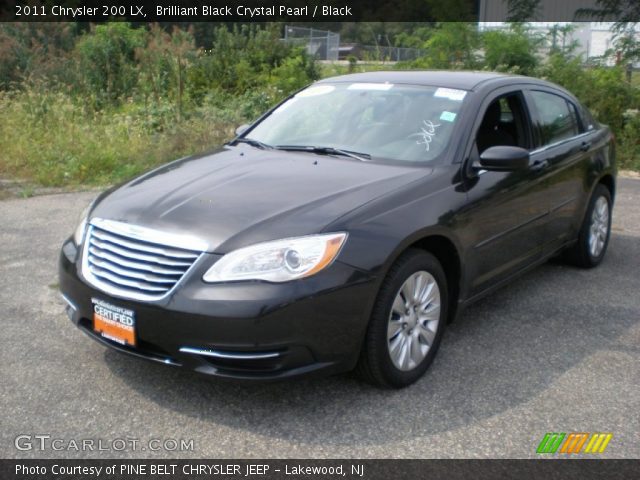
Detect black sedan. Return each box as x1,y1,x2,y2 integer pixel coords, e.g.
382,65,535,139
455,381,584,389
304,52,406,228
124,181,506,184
59,71,616,388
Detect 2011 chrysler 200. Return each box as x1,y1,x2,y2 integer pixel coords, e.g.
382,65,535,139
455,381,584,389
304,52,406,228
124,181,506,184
59,72,615,388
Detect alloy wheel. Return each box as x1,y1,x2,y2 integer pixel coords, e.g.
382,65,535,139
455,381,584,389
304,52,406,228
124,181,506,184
588,196,609,258
387,271,441,371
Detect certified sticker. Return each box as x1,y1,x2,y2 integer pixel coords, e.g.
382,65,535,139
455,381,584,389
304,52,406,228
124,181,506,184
92,298,136,346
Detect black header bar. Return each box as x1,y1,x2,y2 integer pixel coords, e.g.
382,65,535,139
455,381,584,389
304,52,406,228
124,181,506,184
3,1,640,23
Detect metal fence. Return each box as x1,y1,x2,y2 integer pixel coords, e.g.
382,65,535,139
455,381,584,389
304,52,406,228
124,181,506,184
283,26,340,61
282,26,426,62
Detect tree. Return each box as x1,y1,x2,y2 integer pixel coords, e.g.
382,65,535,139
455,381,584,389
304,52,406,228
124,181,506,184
483,23,543,75
135,25,197,119
411,23,481,69
75,23,145,105
611,24,640,64
506,0,541,22
576,0,640,23
547,24,580,56
0,23,76,88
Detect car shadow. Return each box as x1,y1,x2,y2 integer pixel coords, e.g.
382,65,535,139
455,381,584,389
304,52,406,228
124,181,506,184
104,232,639,447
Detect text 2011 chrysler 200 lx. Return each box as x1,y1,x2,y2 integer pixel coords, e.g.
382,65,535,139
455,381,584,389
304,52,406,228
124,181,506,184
59,71,615,388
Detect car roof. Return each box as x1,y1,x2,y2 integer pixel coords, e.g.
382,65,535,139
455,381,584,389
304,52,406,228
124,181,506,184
318,70,537,91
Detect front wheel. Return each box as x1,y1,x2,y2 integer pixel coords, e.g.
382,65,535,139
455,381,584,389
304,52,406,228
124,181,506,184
357,250,448,388
565,184,612,268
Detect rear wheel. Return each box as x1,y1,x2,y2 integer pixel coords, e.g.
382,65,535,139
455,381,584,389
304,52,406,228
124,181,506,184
357,250,448,388
565,184,612,268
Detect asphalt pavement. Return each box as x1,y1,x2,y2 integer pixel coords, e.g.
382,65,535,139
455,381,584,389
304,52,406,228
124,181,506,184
1,179,638,459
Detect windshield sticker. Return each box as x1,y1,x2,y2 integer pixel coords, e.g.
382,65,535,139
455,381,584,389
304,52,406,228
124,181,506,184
434,88,467,101
440,111,457,122
410,120,441,151
347,83,394,91
296,85,335,98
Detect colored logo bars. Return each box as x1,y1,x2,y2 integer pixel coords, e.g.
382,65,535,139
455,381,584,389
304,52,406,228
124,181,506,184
537,433,613,454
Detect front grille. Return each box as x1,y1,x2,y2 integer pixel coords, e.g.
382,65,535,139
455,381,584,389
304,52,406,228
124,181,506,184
82,220,203,301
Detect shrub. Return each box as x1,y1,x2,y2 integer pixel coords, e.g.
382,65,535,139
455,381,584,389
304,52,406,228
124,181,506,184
187,24,316,101
410,23,481,69
75,23,145,106
619,109,640,170
483,23,543,75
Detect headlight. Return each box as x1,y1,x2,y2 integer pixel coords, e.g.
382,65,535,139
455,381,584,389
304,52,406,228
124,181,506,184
73,201,94,246
203,233,347,283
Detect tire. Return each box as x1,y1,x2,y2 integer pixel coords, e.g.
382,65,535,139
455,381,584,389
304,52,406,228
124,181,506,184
565,184,612,268
356,249,448,388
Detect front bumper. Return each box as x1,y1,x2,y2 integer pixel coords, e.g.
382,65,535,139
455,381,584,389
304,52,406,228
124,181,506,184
59,239,377,381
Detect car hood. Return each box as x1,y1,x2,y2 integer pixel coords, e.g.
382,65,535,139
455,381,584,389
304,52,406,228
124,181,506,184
91,146,432,253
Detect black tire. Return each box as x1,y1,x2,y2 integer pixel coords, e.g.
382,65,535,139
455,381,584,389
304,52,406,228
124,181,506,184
356,249,448,388
565,184,612,268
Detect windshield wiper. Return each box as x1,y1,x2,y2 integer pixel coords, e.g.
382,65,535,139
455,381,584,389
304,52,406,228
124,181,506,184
276,145,371,162
231,137,273,150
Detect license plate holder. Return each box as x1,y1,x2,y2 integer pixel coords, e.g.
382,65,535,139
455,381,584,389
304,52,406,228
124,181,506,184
92,298,136,347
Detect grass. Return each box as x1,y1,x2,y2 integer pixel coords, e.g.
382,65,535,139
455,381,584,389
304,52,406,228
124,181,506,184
0,89,243,187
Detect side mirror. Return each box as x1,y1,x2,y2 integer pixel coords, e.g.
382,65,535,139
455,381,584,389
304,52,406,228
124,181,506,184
478,146,530,171
235,124,250,136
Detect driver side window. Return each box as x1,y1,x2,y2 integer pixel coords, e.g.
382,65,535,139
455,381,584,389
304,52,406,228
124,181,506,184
477,93,530,154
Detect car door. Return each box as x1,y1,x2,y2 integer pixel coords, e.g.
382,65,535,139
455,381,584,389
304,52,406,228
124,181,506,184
459,87,549,298
524,89,593,252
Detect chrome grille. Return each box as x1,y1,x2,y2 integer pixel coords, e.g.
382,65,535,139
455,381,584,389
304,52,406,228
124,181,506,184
82,219,205,301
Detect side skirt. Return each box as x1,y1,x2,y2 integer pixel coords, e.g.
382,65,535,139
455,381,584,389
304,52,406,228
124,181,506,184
453,239,578,321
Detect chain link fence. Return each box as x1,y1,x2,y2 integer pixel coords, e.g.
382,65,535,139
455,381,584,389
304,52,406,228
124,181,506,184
283,26,340,61
282,26,426,62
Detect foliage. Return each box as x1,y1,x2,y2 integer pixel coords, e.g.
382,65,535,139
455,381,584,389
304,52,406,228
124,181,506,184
0,84,261,186
611,27,640,64
407,23,481,69
576,0,640,23
618,109,640,170
75,23,145,106
0,21,639,189
187,24,318,102
0,23,76,88
423,0,477,22
0,23,320,186
483,23,544,75
540,53,638,134
505,0,541,22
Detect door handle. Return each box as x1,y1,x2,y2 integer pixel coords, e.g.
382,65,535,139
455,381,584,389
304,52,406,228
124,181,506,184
530,159,549,172
580,141,591,152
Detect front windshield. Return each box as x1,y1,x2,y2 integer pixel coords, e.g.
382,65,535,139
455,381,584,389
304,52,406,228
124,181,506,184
246,82,467,163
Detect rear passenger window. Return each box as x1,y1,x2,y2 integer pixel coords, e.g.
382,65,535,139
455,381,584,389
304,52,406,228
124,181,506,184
530,91,579,146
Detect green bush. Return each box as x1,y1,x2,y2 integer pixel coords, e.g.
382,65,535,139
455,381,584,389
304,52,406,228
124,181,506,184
409,22,481,69
187,24,316,102
619,109,640,170
75,23,145,107
483,23,543,75
0,22,321,187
